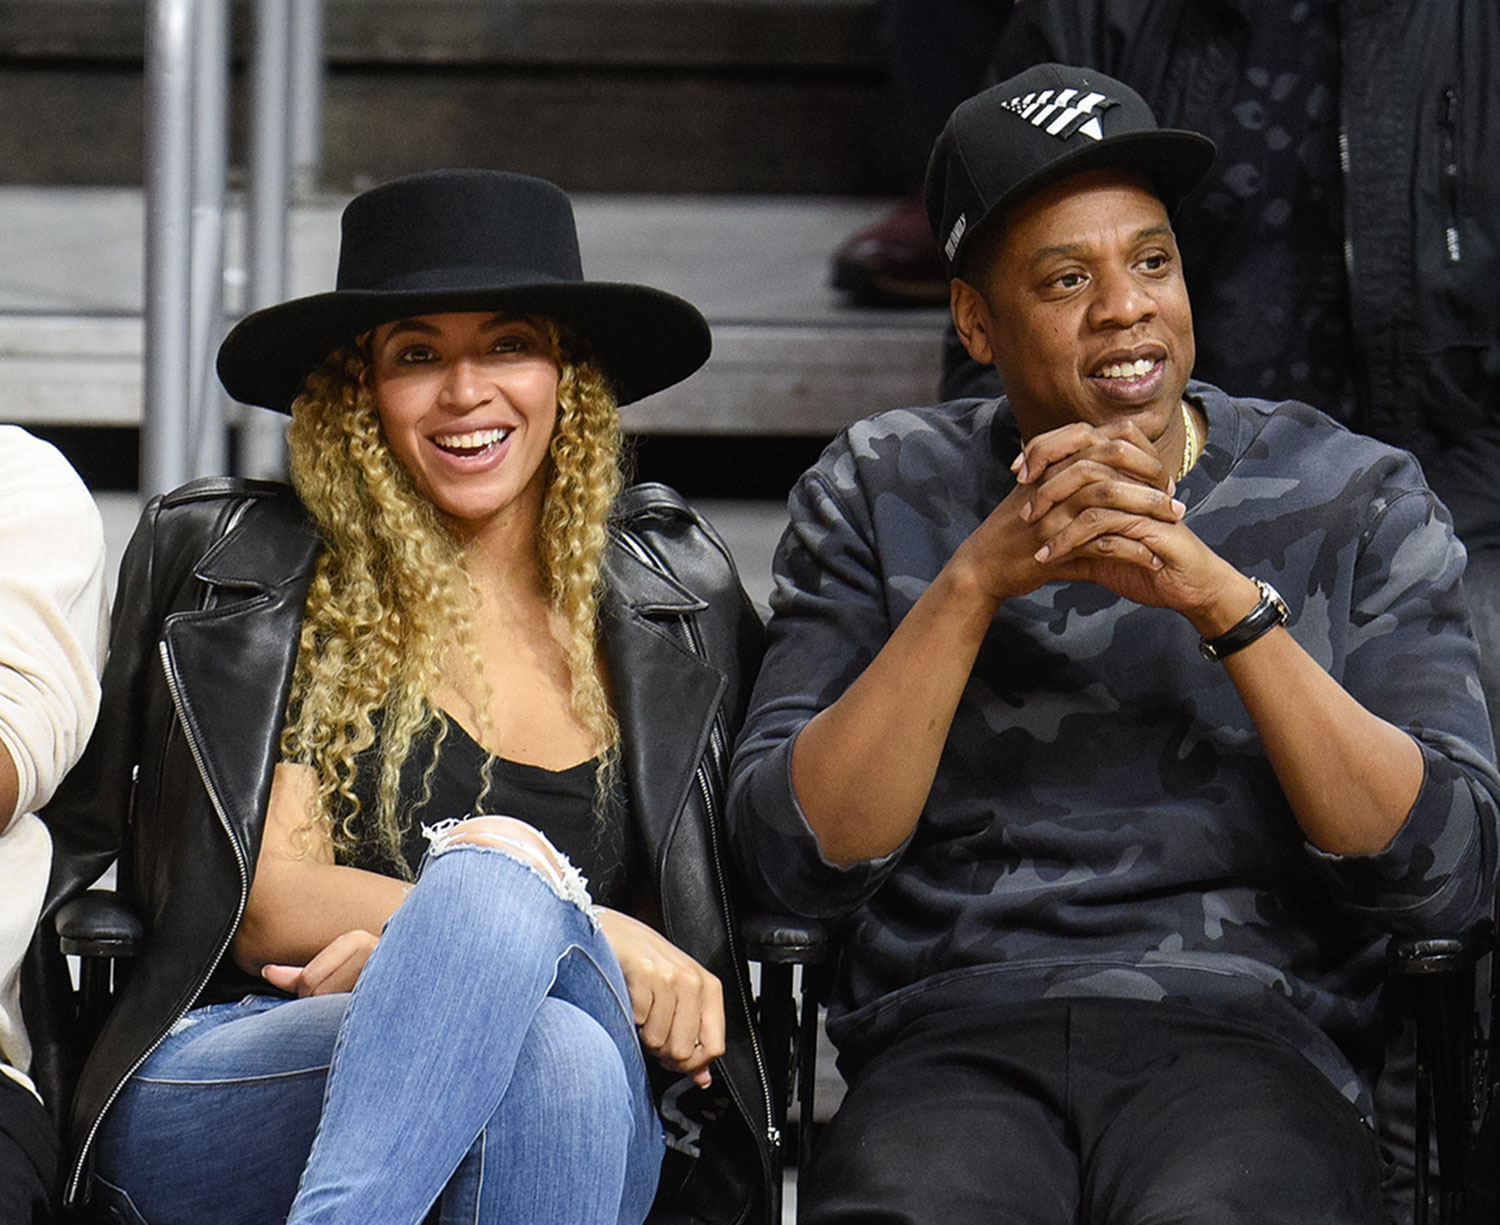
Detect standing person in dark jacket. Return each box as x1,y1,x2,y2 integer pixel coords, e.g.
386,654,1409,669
728,65,1499,1225
30,170,776,1225
940,0,1500,749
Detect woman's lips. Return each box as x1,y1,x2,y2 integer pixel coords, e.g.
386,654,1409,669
432,426,511,458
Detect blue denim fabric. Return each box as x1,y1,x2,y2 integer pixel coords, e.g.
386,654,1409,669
93,841,663,1225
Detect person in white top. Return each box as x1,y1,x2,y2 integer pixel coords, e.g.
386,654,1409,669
0,425,108,1224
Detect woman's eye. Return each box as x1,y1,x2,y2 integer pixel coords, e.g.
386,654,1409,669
395,345,434,364
491,330,539,355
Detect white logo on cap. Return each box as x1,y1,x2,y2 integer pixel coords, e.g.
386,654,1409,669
1002,89,1117,141
945,213,967,262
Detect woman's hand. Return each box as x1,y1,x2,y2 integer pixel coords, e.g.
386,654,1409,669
597,908,725,1088
261,928,380,997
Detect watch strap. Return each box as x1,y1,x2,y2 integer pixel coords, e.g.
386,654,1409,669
1199,578,1289,662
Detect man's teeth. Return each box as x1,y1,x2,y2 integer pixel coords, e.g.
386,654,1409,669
435,428,509,452
1098,358,1156,380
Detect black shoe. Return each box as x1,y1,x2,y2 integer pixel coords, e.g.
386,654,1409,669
830,195,950,306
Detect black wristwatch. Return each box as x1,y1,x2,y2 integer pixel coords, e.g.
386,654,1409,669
1198,578,1289,662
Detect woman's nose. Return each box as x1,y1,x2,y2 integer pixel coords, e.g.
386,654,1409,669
438,357,494,410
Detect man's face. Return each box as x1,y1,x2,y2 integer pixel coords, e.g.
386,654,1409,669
954,168,1195,445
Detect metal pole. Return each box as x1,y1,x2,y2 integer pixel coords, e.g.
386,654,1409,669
290,0,326,199
188,0,231,476
141,0,195,498
241,0,295,478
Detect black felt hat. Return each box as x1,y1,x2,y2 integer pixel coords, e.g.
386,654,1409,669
925,63,1215,278
217,169,712,412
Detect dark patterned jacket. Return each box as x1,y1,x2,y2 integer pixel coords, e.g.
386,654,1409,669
727,383,1500,1120
949,0,1500,549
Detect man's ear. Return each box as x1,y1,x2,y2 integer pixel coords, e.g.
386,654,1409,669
950,279,995,367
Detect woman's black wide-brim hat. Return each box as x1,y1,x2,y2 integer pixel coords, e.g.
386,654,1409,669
217,169,712,413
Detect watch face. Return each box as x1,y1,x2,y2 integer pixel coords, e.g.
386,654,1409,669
1258,580,1289,625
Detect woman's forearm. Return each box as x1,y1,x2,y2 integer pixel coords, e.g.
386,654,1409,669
233,856,409,975
233,760,410,975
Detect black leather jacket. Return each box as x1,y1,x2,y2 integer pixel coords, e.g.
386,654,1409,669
27,477,776,1223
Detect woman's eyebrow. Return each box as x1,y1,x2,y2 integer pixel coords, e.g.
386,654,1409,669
478,313,533,331
380,318,441,340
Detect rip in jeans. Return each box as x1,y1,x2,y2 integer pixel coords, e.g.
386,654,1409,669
423,815,598,927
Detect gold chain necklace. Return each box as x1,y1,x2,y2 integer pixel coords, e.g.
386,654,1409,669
1176,401,1202,481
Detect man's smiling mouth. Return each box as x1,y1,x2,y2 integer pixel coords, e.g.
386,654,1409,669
1094,357,1157,381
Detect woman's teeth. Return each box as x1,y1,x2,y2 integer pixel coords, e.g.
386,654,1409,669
435,427,509,455
1098,358,1156,380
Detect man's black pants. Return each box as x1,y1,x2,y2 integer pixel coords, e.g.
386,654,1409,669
0,1073,58,1225
801,997,1383,1225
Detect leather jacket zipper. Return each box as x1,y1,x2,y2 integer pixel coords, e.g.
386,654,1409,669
1338,126,1354,281
66,497,256,1204
614,524,783,1164
680,613,782,1157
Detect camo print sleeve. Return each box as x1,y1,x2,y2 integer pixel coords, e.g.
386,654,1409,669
726,402,1005,917
723,456,894,917
1297,477,1499,933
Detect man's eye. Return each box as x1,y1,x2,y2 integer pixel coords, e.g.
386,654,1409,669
1140,253,1170,272
1055,272,1086,290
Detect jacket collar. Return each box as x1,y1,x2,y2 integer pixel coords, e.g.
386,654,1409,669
193,491,321,589
160,495,320,859
600,534,725,880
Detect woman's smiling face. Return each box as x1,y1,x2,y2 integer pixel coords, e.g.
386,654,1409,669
369,311,561,534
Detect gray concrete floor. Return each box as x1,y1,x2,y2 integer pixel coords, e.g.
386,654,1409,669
0,186,935,322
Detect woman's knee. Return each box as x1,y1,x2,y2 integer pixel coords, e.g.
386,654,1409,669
423,815,592,913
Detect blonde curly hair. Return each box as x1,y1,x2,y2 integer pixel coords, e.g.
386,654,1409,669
280,319,624,875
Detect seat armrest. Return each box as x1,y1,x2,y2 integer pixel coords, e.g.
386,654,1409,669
1386,920,1493,1225
741,914,829,966
741,914,831,1174
1387,919,1494,977
56,890,144,960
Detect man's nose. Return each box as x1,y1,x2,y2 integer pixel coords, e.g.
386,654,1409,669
1088,266,1156,330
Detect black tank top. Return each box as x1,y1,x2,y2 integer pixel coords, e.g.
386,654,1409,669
339,712,642,910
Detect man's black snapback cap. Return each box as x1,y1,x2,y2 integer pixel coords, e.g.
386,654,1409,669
924,63,1216,279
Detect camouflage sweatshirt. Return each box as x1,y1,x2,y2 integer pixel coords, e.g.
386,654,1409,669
727,383,1500,1117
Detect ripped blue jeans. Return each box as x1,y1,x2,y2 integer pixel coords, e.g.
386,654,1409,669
92,822,664,1225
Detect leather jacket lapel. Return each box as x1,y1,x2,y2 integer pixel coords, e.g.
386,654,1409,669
159,496,319,865
602,540,725,877
151,502,728,885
